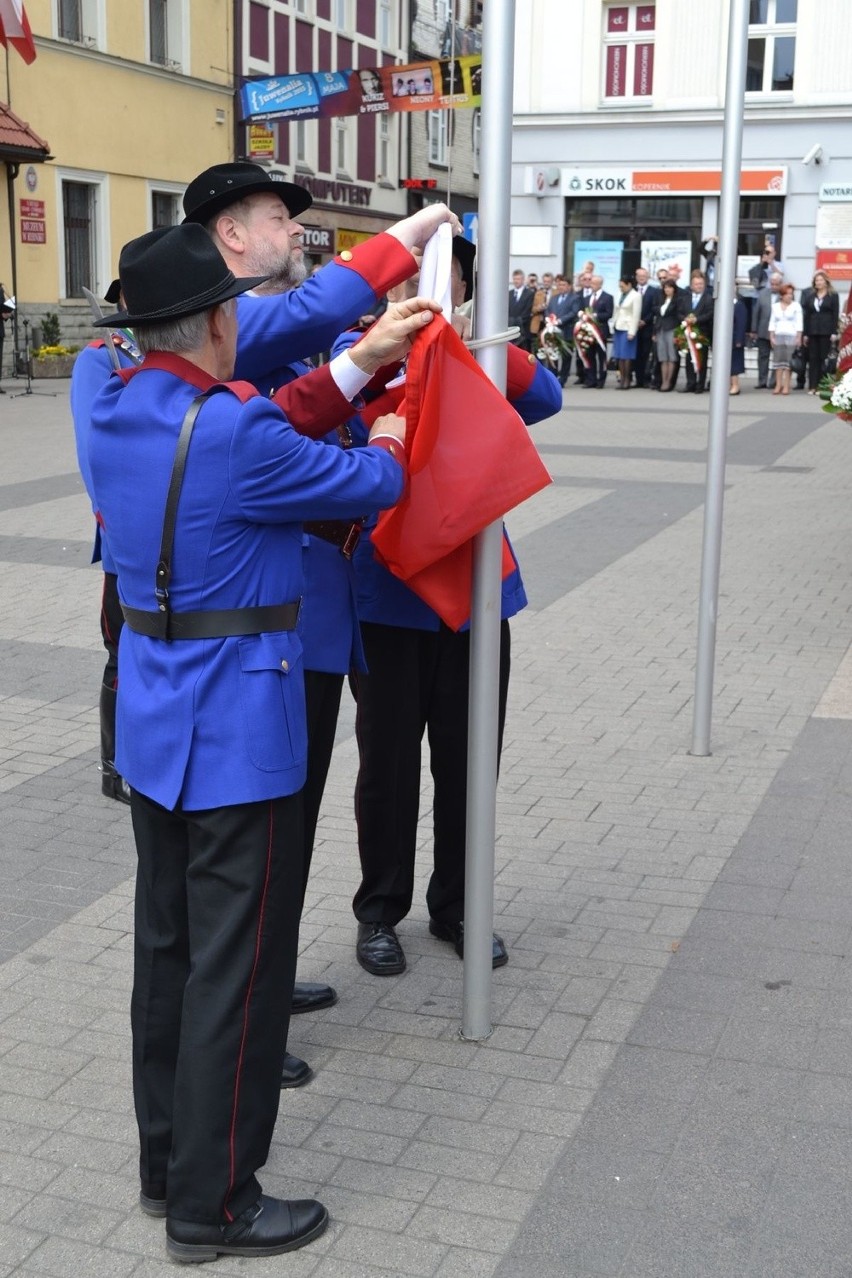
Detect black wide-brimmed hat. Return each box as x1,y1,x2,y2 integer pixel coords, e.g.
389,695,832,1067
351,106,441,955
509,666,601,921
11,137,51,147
182,161,313,225
94,224,270,327
452,235,476,303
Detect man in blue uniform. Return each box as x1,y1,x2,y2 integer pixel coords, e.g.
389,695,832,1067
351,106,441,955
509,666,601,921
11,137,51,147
182,162,460,1080
70,282,142,805
333,239,562,976
88,223,436,1262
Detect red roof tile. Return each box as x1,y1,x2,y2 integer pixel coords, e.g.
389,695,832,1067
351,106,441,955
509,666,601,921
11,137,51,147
0,102,50,159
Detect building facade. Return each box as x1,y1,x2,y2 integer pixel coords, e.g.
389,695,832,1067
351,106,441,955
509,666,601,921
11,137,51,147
511,0,852,298
239,0,412,264
1,0,234,345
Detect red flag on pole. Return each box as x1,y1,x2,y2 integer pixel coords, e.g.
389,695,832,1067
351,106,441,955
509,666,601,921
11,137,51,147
0,0,36,64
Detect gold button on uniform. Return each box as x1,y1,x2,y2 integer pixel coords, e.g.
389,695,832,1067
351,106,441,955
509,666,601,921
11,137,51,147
339,250,353,262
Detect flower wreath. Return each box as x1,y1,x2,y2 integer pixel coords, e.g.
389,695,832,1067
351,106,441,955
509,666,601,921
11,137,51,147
673,314,710,370
536,313,571,369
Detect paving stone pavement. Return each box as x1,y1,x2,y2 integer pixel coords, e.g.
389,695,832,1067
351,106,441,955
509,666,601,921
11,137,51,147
1,372,852,1275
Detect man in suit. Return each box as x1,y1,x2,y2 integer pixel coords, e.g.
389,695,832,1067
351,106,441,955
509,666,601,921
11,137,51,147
634,267,656,388
584,274,614,388
529,271,555,344
680,269,714,393
550,274,581,386
508,269,534,350
87,224,433,1262
749,270,783,389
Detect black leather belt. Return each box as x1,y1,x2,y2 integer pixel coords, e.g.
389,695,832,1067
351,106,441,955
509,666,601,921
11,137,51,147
304,519,362,558
121,601,301,641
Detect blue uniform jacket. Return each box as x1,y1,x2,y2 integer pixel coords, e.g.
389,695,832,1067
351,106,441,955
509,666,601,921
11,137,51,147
332,334,563,631
232,234,416,675
88,358,405,812
70,339,140,574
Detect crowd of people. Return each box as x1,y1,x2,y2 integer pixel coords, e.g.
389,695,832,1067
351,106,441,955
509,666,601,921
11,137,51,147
509,248,842,396
69,163,561,1264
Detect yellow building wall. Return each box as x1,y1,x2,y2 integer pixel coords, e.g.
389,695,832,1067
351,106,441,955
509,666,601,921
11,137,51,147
1,0,234,303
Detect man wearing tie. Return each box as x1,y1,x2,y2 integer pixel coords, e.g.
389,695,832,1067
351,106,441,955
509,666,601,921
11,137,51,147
508,269,534,351
550,275,582,387
680,269,714,394
584,274,614,388
634,267,656,388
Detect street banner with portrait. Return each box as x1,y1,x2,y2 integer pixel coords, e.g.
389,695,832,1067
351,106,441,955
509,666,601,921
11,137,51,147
241,56,481,124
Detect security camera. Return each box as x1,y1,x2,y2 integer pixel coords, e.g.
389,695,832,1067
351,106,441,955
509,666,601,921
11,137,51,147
801,144,823,166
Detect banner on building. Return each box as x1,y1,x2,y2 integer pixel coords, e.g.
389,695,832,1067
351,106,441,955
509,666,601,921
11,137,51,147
248,123,275,158
240,56,481,124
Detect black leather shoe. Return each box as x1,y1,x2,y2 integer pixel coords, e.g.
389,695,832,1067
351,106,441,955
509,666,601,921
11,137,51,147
140,1186,166,1218
166,1194,328,1262
356,922,406,975
290,981,337,1015
280,1052,313,1089
428,919,509,968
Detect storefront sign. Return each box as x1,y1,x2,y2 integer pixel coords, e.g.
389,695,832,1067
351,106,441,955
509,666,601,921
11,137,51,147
336,227,373,253
294,175,371,207
562,167,787,197
249,123,275,158
20,198,45,244
300,224,333,253
819,183,852,203
816,249,852,281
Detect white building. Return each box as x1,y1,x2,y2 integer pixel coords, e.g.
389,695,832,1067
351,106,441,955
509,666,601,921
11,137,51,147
511,0,852,297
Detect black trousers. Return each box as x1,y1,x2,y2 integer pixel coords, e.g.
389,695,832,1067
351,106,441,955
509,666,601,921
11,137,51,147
301,669,344,901
685,355,707,391
807,334,832,390
635,326,653,386
351,620,510,927
586,342,607,386
130,789,303,1224
101,571,124,690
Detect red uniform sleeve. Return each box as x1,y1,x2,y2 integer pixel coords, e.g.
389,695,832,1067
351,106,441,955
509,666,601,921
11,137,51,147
270,364,354,440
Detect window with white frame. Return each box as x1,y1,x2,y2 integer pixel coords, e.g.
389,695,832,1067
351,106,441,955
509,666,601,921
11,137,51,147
152,190,181,228
334,0,348,32
378,112,391,180
471,108,481,176
293,0,309,13
379,0,392,48
746,0,796,93
148,0,187,71
601,3,655,101
335,117,350,175
57,0,102,46
428,109,448,166
296,120,308,167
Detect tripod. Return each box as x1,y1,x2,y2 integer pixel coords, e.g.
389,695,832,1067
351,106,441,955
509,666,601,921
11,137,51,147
11,319,58,398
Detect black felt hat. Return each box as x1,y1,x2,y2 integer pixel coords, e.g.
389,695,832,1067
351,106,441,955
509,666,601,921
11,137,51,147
104,278,121,305
182,161,313,225
93,225,270,327
452,235,476,303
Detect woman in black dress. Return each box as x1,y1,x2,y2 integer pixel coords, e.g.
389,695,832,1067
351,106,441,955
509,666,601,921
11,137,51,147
802,270,839,393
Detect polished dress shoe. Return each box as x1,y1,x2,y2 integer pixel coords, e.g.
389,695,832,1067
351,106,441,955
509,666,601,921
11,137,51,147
428,919,508,968
356,922,406,975
290,981,337,1015
280,1052,313,1089
166,1193,328,1262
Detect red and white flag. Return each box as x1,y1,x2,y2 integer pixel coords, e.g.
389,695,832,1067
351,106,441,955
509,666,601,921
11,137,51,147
0,0,36,64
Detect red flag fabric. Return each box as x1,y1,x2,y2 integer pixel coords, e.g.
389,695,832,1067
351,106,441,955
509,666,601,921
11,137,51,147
0,0,36,63
371,313,551,629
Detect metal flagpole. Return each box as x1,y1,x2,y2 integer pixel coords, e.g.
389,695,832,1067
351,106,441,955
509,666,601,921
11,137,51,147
461,0,516,1041
690,0,750,757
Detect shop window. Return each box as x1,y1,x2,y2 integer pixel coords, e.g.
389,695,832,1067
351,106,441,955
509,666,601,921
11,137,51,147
746,0,796,93
602,3,655,102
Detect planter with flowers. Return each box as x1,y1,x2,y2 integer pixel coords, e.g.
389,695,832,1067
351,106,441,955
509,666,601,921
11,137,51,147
30,312,79,378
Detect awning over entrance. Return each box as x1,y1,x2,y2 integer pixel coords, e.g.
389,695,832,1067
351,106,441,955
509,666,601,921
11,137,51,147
0,101,50,163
